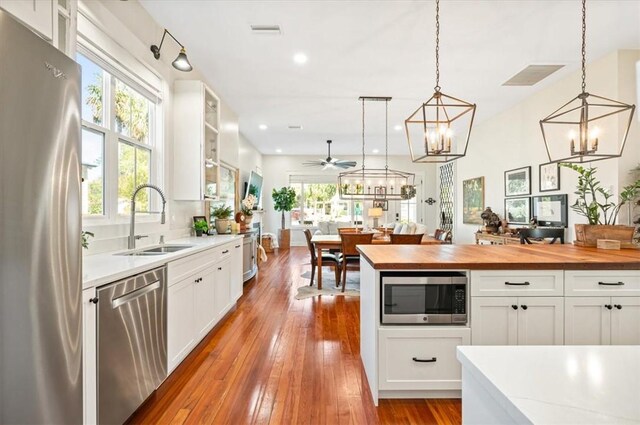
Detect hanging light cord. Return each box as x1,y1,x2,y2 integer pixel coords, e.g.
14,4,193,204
434,0,441,93
362,98,365,185
385,99,389,172
581,0,587,94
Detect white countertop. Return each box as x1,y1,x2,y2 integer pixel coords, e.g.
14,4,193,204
457,345,640,424
82,235,243,290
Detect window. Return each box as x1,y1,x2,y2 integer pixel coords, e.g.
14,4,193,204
77,52,159,219
289,177,358,226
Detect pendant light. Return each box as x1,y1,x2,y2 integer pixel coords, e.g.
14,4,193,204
539,0,635,163
405,0,476,163
339,97,416,201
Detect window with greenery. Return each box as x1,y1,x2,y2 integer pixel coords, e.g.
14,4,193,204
77,52,158,219
289,178,357,226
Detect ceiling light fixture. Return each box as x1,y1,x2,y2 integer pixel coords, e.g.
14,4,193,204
150,29,192,72
539,0,635,163
339,97,416,201
293,52,308,65
275,148,282,153
393,125,402,131
259,124,268,130
372,149,380,154
404,0,476,163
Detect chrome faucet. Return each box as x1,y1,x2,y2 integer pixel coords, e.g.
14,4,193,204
128,184,167,250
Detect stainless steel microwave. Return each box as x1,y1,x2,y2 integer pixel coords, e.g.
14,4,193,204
381,271,468,325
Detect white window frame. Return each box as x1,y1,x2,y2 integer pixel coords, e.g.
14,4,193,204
78,46,163,225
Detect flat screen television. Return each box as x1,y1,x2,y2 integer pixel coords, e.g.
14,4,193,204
244,171,263,207
531,194,568,227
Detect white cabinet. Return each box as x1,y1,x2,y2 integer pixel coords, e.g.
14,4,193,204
231,241,243,301
565,296,640,345
472,297,563,345
173,80,221,201
213,258,232,321
471,270,564,297
195,265,217,340
1,0,53,40
565,270,640,297
168,276,198,371
379,327,470,391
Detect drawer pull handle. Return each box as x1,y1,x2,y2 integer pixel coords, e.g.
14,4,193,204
412,357,437,363
598,281,625,286
384,303,398,307
511,305,518,310
505,281,530,286
235,245,241,248
222,250,229,254
605,304,613,310
614,304,623,310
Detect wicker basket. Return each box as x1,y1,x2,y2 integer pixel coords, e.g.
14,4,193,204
261,235,274,253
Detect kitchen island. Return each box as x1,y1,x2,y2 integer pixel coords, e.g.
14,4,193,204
356,244,640,405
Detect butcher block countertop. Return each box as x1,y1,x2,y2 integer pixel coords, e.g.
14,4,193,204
357,244,640,270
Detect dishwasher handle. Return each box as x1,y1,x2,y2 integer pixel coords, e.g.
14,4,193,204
111,281,162,309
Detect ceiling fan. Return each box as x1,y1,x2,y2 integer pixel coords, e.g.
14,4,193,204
303,140,357,170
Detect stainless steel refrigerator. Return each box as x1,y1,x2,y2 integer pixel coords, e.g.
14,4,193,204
0,10,82,424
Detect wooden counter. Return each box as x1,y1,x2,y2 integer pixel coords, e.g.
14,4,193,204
357,244,640,270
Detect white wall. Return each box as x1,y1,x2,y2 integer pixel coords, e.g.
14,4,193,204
79,0,244,254
454,50,640,244
261,155,437,246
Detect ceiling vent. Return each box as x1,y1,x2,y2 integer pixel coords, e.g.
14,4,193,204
250,24,281,35
288,125,303,130
502,65,565,86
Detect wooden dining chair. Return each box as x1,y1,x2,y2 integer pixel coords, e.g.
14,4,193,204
519,228,565,244
390,233,424,245
339,232,374,292
303,229,341,286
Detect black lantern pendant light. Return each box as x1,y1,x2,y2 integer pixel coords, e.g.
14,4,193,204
150,29,193,72
404,0,477,163
539,0,635,163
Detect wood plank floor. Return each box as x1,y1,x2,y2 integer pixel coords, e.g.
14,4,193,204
128,247,461,425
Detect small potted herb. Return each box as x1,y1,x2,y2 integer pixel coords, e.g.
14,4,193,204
211,204,233,234
193,219,209,237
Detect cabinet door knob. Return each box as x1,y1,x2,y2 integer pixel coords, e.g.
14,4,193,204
218,267,222,271
521,305,528,310
605,304,613,310
89,297,99,304
614,304,623,310
511,305,518,310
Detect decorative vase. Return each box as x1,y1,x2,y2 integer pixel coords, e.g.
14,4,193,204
278,228,291,250
245,215,253,225
215,219,230,234
574,224,636,247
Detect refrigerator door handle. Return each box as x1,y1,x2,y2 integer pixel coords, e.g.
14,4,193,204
111,281,161,309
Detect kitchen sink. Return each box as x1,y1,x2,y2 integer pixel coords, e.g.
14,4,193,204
115,245,193,256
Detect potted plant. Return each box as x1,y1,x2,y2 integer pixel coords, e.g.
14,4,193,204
241,194,257,225
82,231,94,249
193,219,209,237
561,163,640,246
272,186,297,250
211,204,233,234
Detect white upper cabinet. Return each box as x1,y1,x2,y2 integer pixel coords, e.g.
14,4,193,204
1,0,53,40
173,80,220,201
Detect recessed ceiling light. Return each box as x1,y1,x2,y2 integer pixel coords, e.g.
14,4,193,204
259,124,268,130
275,148,282,153
288,125,303,130
293,53,308,65
394,125,402,131
372,149,379,154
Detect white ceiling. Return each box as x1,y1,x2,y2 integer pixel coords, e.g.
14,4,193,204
139,0,640,156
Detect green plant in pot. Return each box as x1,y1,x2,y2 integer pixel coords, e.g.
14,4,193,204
211,204,233,234
561,163,640,246
272,186,297,250
193,219,209,237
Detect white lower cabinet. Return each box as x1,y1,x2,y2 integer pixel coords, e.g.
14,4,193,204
565,296,640,345
379,327,470,391
195,265,217,340
231,242,243,301
472,297,563,345
214,258,232,320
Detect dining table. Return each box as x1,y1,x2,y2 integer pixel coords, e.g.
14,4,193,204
309,233,443,289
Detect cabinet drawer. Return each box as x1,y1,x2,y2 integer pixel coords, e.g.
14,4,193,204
213,242,234,262
168,248,218,285
470,270,563,297
565,270,640,297
379,328,470,391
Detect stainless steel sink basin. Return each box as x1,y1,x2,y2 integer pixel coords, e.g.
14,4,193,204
115,245,193,256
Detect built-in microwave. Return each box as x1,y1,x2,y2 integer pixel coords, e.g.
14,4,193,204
381,271,468,325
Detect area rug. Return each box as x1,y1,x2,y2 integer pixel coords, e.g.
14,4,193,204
295,270,360,299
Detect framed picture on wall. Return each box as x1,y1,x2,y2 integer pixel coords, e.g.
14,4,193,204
539,162,561,192
374,186,387,197
373,199,388,211
462,176,484,224
504,166,531,197
504,197,531,225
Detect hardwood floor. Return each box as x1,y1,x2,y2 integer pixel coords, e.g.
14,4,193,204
129,247,462,425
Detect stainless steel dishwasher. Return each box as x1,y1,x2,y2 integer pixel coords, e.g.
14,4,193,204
97,266,167,425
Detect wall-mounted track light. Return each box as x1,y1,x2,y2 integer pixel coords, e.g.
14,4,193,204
150,29,193,72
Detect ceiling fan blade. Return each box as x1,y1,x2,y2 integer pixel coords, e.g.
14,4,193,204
334,161,357,168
